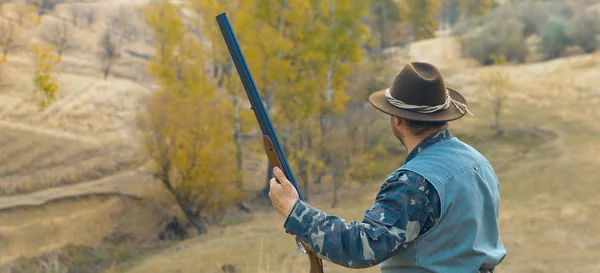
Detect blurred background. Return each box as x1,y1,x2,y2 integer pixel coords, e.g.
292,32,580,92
0,0,599,272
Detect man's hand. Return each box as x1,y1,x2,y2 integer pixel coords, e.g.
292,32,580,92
269,167,300,217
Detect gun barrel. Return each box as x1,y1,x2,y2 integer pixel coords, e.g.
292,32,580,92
215,12,303,201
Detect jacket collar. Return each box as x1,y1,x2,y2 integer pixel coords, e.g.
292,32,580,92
404,128,453,164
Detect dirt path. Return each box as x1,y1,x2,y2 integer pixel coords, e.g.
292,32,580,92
0,170,150,211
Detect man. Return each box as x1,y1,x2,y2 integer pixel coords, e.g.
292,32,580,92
269,62,506,272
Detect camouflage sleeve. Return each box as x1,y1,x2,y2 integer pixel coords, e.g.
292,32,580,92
283,170,440,269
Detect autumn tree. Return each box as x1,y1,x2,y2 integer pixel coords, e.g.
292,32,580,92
405,0,441,41
458,0,495,19
480,55,512,136
192,0,371,203
368,0,406,51
0,19,15,80
41,18,74,59
142,0,243,234
188,0,248,197
303,0,369,199
98,28,119,79
32,44,60,110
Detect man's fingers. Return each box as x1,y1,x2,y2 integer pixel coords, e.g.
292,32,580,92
273,167,289,185
269,177,279,188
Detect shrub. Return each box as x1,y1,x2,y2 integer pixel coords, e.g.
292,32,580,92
516,1,551,37
459,0,572,38
460,18,527,65
567,12,600,53
538,17,570,60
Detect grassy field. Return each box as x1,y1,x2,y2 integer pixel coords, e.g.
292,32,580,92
118,39,600,273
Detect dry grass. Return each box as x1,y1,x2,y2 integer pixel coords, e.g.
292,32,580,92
0,194,161,266
0,124,141,196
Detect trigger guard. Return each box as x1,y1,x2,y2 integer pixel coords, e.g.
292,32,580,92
295,237,307,254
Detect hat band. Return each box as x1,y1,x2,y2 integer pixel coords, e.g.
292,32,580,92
384,88,473,116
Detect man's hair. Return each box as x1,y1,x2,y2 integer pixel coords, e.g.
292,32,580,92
403,119,448,136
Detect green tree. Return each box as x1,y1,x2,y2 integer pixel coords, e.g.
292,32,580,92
460,18,527,65
405,0,441,41
538,16,570,60
567,12,599,53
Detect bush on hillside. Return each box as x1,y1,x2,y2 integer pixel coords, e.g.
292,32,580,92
455,0,572,38
538,17,570,60
567,12,600,53
460,18,527,65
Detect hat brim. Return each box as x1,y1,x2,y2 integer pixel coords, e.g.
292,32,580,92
368,87,468,122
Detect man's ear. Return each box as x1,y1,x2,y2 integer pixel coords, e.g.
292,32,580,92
393,116,403,127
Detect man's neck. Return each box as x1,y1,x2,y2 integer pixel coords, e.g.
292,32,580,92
404,128,446,154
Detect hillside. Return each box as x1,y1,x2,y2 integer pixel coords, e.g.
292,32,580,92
0,0,160,266
120,38,600,273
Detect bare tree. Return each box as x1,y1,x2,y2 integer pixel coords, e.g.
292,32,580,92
107,5,139,43
15,4,29,26
0,20,15,60
98,28,119,79
81,8,95,28
68,4,81,27
41,18,74,58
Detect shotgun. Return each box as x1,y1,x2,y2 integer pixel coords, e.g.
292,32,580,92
215,12,324,273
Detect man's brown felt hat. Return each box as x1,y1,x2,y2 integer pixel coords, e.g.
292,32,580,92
368,62,469,122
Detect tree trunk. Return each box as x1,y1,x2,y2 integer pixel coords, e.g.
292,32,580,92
103,66,110,80
302,168,309,202
494,97,503,136
260,162,273,198
380,1,388,50
331,178,338,208
177,201,207,235
233,97,243,188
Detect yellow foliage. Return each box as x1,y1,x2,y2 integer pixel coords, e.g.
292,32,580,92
32,44,61,110
458,0,494,18
405,0,441,41
480,56,513,133
142,90,243,219
142,0,244,228
27,6,42,25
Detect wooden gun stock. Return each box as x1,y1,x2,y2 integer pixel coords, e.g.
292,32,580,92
263,135,324,273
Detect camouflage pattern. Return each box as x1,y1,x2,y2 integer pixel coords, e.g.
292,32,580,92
283,129,455,268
